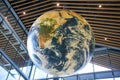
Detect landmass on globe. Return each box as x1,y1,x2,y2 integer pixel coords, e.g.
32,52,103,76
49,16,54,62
27,10,95,76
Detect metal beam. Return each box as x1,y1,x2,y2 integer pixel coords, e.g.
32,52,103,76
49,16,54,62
78,70,120,80
96,43,120,51
2,0,28,35
37,70,120,80
0,30,26,60
0,49,28,80
94,47,107,52
0,13,27,53
94,47,108,56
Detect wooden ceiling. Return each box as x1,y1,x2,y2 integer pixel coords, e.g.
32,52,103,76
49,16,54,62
8,0,120,49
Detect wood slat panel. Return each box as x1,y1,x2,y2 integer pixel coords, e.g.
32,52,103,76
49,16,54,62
14,0,51,12
9,0,120,49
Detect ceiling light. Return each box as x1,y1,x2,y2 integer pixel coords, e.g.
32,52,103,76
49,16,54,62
104,37,107,41
98,5,102,8
5,16,7,19
56,3,60,7
23,11,26,15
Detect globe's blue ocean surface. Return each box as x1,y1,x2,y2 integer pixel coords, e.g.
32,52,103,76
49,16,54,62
27,10,95,76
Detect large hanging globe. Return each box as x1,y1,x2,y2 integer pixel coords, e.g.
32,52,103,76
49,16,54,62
27,10,94,76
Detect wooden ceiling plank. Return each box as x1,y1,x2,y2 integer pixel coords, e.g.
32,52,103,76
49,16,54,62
93,30,120,36
67,9,120,15
22,17,36,23
86,17,120,23
53,6,120,11
81,13,120,19
89,21,120,26
96,40,120,48
52,2,120,6
19,6,53,19
17,3,53,15
91,24,120,29
95,38,120,45
93,27,120,33
95,36,120,43
13,0,39,8
10,0,26,5
14,0,51,12
94,33,120,40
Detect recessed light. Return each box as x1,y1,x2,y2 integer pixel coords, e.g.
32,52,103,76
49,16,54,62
104,37,107,40
23,11,26,15
98,5,102,8
56,3,60,7
5,16,7,19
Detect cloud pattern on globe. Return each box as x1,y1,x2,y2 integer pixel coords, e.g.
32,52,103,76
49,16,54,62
27,10,95,76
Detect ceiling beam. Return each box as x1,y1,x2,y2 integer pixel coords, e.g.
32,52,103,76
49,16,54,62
2,0,28,35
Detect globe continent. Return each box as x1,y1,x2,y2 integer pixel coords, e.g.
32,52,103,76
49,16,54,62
27,10,94,76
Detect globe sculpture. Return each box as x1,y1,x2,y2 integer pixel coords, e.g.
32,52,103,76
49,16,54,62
27,10,94,76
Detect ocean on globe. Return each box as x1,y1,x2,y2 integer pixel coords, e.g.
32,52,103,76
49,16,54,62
27,10,95,76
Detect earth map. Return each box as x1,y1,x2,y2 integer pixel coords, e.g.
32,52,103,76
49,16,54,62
27,10,95,76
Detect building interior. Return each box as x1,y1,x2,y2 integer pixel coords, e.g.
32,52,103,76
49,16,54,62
0,0,120,80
